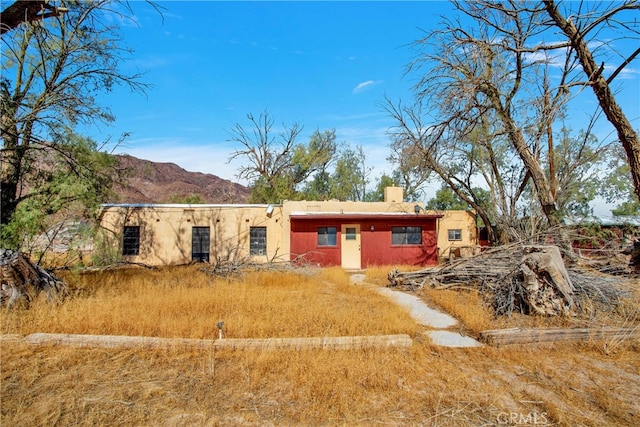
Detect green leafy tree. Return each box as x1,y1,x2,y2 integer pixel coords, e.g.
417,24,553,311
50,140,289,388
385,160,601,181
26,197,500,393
602,145,640,216
1,0,148,249
164,194,206,204
386,134,433,201
1,131,117,251
295,129,337,200
551,127,608,217
366,174,397,202
329,145,370,201
425,185,470,211
612,202,640,216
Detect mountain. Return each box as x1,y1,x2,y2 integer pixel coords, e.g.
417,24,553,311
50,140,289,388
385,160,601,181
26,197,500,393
110,155,250,204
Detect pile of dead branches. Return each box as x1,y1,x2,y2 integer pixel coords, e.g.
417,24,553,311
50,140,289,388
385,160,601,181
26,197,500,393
1,249,67,308
388,244,631,317
199,255,316,279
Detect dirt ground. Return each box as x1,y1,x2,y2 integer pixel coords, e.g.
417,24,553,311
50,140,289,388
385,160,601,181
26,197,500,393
2,332,639,426
1,265,639,425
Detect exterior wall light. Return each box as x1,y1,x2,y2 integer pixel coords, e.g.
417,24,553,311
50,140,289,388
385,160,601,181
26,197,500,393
370,225,375,232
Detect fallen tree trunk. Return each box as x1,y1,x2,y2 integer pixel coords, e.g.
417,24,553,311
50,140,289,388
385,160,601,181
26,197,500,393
479,326,640,346
213,335,413,351
0,249,67,308
7,333,413,351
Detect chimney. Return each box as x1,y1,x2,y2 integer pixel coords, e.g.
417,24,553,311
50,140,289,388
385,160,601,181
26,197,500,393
383,187,404,203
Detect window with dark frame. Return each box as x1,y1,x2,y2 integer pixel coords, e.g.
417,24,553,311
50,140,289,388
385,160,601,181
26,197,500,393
192,226,210,262
122,226,140,255
250,226,267,255
317,227,337,246
448,229,462,241
391,226,422,245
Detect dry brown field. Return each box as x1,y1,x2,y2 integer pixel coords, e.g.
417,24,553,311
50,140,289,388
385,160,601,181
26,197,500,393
1,265,639,426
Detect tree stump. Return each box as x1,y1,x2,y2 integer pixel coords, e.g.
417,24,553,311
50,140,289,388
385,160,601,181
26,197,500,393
623,240,640,273
520,245,575,316
0,249,67,308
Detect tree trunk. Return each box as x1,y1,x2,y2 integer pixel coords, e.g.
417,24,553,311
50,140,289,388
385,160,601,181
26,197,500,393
0,1,65,35
543,0,640,204
0,140,22,228
520,245,575,316
492,94,562,228
0,249,67,308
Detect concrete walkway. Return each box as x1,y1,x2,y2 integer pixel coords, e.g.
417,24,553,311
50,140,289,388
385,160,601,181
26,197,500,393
350,274,482,348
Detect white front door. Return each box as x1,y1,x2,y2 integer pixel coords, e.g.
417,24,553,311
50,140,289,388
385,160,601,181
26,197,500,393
341,224,361,269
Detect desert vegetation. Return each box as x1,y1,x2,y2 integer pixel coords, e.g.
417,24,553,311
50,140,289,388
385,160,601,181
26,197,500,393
2,265,639,426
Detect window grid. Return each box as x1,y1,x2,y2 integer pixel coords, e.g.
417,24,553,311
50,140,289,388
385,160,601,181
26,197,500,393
250,227,267,255
192,226,210,262
123,226,140,255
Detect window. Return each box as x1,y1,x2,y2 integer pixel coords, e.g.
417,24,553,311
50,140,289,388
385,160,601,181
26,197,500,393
345,227,357,240
317,227,337,246
250,226,267,255
448,229,462,241
391,226,422,245
192,227,210,262
122,226,140,255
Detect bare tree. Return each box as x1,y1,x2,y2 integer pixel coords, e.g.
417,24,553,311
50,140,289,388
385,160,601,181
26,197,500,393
385,129,434,202
227,112,304,203
385,98,504,243
541,0,640,204
390,0,635,245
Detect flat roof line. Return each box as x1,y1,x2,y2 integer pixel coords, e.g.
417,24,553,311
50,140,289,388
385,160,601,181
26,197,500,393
101,203,273,209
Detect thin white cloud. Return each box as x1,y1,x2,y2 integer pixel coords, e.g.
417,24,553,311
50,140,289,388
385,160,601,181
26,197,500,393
352,80,383,94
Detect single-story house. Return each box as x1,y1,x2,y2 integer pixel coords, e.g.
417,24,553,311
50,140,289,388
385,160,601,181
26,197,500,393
98,187,478,268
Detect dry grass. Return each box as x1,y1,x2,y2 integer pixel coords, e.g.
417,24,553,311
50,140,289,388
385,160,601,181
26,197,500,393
1,265,419,339
368,265,640,336
2,265,639,426
365,264,424,286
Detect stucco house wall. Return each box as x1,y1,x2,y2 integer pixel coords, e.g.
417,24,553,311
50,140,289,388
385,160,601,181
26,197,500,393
428,210,480,259
98,204,285,265
98,187,478,267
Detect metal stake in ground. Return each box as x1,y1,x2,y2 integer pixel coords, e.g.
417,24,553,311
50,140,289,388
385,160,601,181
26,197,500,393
217,321,224,339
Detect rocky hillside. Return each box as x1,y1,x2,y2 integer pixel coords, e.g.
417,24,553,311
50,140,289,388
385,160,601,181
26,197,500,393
110,155,250,204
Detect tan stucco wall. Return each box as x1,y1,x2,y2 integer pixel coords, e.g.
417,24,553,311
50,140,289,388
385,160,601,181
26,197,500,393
427,210,479,259
99,204,285,266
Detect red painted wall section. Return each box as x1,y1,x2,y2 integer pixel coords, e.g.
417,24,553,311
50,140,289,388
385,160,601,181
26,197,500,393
290,217,439,267
290,220,341,266
361,218,438,267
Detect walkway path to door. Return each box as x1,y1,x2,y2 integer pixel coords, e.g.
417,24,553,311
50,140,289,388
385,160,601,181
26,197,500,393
350,273,482,348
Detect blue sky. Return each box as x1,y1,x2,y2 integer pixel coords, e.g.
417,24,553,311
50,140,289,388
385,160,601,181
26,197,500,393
87,1,639,212
92,1,443,183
